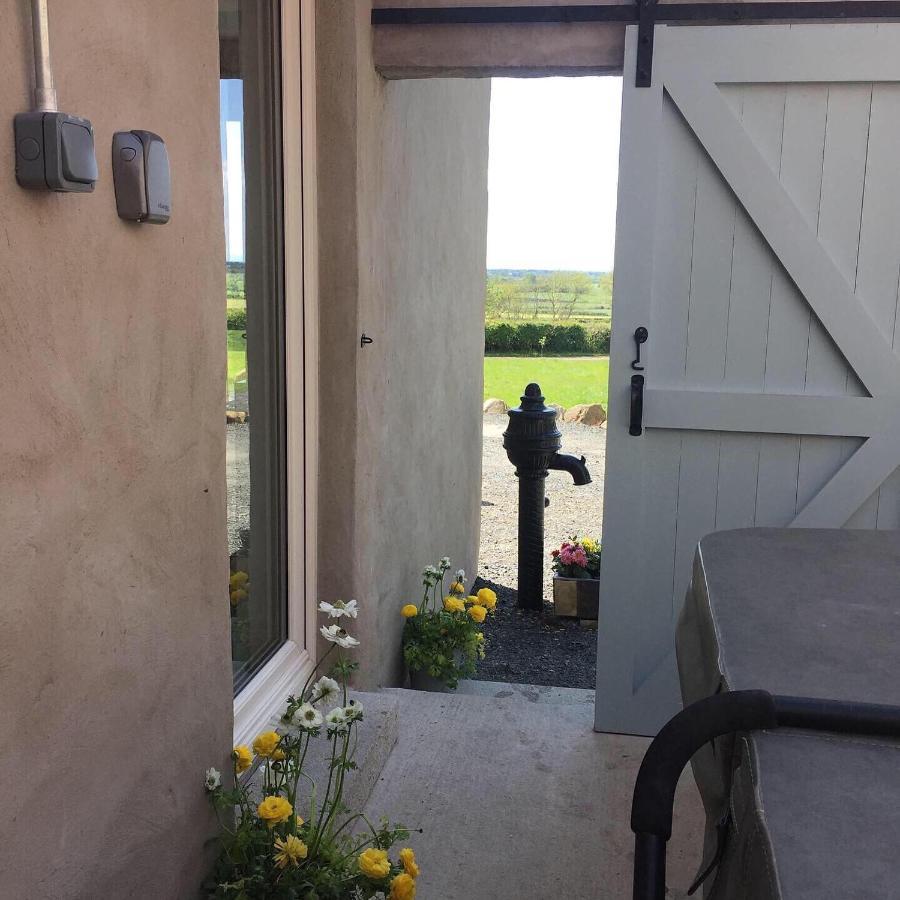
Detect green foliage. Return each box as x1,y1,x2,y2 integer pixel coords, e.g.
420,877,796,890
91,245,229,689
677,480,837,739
227,308,248,330
484,322,610,355
402,611,480,689
401,559,489,690
205,602,415,900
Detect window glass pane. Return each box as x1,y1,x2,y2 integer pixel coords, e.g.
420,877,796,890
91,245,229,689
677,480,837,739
219,0,287,693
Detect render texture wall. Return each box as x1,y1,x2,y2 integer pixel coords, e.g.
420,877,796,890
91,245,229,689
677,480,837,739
317,1,490,686
0,2,231,896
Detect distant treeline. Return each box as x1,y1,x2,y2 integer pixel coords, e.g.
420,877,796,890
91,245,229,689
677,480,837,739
486,270,612,321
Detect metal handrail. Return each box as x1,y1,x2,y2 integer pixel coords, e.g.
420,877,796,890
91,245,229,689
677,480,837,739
631,691,900,900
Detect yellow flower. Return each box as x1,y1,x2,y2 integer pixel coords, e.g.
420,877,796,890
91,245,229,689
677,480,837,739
230,588,248,607
230,570,250,589
475,633,484,643
274,833,308,868
443,596,465,614
466,595,479,605
468,604,487,623
252,730,282,758
257,795,293,829
358,847,391,879
233,744,253,773
449,581,465,594
401,604,418,618
399,847,420,878
390,872,417,900
476,588,497,610
581,537,599,554
295,815,304,827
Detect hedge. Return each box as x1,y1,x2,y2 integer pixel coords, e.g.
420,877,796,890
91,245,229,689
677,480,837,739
485,322,610,355
227,308,247,330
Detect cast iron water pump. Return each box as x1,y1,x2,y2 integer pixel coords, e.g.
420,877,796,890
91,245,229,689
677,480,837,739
503,383,591,610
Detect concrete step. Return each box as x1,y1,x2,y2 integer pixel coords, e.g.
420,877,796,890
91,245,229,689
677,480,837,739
364,686,704,899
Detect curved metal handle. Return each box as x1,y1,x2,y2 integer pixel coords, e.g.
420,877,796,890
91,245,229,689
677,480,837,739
631,326,649,370
629,374,645,436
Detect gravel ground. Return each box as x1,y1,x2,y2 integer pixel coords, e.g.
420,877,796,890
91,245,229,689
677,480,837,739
226,422,249,555
475,414,607,689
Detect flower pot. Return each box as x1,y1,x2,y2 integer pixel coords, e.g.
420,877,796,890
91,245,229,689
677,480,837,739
552,575,600,620
408,668,455,692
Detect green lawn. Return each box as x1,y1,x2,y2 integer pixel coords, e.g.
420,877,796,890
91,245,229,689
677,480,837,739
227,329,247,394
484,355,609,410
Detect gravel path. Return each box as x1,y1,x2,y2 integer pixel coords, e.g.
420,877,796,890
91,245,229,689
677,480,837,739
475,414,607,689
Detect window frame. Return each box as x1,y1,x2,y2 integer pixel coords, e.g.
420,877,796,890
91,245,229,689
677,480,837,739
233,0,318,746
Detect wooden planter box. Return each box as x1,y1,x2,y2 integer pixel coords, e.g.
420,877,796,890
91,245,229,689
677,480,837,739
552,575,600,620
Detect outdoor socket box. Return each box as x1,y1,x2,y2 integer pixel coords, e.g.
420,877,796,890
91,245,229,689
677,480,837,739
112,130,171,224
14,111,98,192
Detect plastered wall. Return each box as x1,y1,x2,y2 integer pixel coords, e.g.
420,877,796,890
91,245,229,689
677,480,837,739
316,1,491,686
0,1,231,895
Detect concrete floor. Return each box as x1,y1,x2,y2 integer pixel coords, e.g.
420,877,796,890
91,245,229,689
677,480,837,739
364,684,705,899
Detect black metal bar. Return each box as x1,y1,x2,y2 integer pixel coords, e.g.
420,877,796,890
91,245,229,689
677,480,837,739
372,4,639,25
629,373,644,436
635,0,658,86
631,691,900,900
656,1,900,21
373,2,900,27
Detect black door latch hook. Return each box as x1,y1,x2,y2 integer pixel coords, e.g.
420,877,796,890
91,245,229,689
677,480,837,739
631,326,649,370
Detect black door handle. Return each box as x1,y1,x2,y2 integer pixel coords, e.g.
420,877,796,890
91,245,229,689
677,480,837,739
630,374,644,436
631,326,649,371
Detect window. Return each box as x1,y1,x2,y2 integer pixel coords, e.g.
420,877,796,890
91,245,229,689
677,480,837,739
220,0,288,693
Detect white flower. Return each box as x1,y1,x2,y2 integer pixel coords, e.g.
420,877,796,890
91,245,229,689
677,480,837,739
326,706,349,732
292,702,324,729
205,767,222,791
440,556,451,568
320,624,360,648
318,599,359,619
456,568,466,581
311,676,340,705
344,700,364,722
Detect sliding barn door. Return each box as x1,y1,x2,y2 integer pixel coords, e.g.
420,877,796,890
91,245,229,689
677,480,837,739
597,24,900,735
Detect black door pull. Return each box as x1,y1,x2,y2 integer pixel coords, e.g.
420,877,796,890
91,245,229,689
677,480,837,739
630,374,645,436
631,326,648,370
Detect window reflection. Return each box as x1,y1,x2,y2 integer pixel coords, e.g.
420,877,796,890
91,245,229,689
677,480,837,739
220,0,287,691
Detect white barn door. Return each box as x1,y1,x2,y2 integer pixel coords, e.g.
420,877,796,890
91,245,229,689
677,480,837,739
597,24,900,735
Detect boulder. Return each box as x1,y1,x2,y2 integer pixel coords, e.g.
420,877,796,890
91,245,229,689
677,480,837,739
562,403,607,427
483,398,509,415
549,404,566,419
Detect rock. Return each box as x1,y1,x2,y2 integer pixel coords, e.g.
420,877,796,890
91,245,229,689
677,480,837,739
226,410,247,424
483,398,509,415
562,403,607,427
549,404,566,419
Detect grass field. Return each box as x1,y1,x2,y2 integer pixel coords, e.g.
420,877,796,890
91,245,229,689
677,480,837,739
228,330,246,395
484,356,609,410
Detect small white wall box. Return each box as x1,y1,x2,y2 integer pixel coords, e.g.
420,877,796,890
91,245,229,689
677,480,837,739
14,111,98,192
112,130,171,224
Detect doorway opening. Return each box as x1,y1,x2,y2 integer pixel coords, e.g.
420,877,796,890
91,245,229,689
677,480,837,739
474,75,622,690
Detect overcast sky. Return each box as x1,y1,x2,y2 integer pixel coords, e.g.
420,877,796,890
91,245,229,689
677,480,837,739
486,77,622,273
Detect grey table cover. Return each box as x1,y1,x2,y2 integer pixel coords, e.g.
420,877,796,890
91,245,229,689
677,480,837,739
676,528,900,899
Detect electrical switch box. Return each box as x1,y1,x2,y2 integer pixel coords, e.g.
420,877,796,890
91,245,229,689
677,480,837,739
112,130,171,224
14,111,98,192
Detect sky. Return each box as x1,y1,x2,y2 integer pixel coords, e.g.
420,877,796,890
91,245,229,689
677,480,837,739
486,76,622,273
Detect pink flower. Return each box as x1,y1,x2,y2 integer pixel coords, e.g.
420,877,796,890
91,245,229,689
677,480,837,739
573,548,588,567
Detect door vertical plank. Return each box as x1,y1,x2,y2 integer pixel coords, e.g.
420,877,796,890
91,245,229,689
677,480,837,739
672,150,736,609
717,86,786,530
595,26,669,735
849,83,900,526
757,86,827,524
798,84,873,519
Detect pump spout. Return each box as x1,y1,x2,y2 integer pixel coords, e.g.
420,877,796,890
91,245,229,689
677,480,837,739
548,452,591,486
